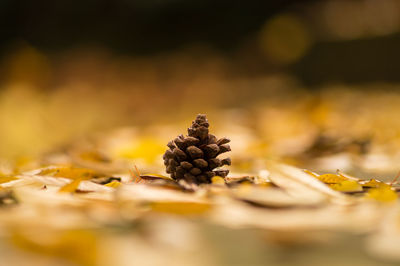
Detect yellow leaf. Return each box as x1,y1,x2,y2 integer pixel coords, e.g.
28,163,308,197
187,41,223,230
0,175,17,184
330,180,362,192
59,178,83,193
79,151,109,163
303,169,319,178
259,182,272,188
268,162,346,201
304,169,351,184
149,201,211,215
40,167,96,180
318,174,348,184
11,229,97,266
211,176,225,185
104,180,121,188
139,174,173,180
366,187,398,202
117,137,165,163
361,179,391,188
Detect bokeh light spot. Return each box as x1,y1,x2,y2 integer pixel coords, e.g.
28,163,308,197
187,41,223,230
259,14,312,64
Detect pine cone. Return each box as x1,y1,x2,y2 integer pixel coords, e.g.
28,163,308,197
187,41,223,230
163,114,231,184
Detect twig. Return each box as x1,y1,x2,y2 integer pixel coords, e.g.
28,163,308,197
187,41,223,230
390,171,400,186
129,165,144,184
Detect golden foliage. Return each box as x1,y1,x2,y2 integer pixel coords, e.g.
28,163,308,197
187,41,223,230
58,178,83,193
366,187,398,202
330,180,363,192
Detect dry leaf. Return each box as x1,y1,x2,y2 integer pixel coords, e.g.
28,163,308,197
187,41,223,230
360,179,390,188
234,185,321,208
267,162,348,204
149,201,211,215
330,180,363,193
0,175,18,184
59,178,83,193
140,174,173,180
211,176,225,185
104,180,121,188
317,174,348,184
39,166,97,180
366,187,398,202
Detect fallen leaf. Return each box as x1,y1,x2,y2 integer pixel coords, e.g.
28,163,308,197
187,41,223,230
39,166,97,180
59,178,83,193
361,179,390,188
0,176,18,184
303,169,319,177
234,186,321,208
366,187,398,202
211,176,225,185
140,174,173,180
330,180,363,193
149,201,211,215
317,174,348,184
104,180,121,188
267,162,347,204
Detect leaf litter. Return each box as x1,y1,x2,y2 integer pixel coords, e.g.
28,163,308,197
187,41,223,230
1,126,400,265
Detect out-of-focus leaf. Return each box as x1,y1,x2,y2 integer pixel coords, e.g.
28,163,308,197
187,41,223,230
267,162,347,204
304,170,355,184
78,180,114,192
0,176,18,184
39,166,97,180
330,180,363,192
317,174,348,184
116,137,165,163
225,175,255,186
11,229,97,266
104,180,121,188
117,184,208,204
303,169,318,177
234,185,320,208
59,178,83,193
366,187,398,202
149,201,211,215
212,199,379,232
211,176,225,185
140,174,173,180
78,151,110,163
361,179,390,188
90,176,121,185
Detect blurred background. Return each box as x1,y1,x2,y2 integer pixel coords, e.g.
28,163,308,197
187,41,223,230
3,2,400,266
2,0,400,176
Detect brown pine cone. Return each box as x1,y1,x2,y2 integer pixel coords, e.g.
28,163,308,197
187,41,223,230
163,114,231,184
